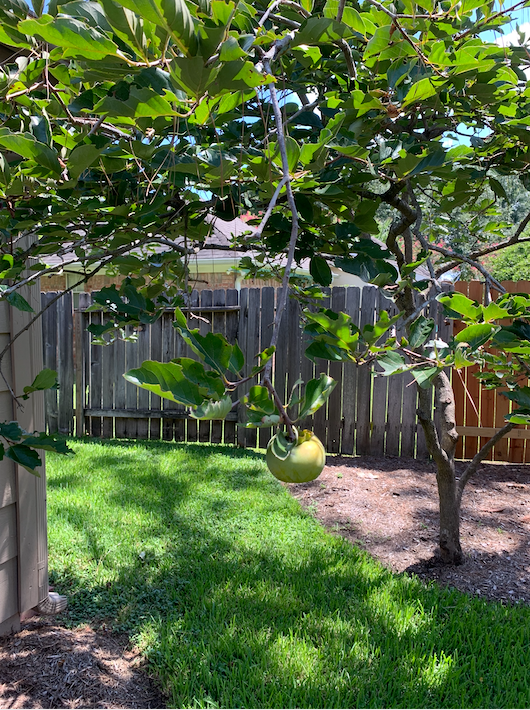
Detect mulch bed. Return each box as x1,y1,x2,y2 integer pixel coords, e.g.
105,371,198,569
1,455,529,709
289,455,530,604
0,619,166,709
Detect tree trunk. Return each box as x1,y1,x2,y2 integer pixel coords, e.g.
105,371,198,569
436,458,463,565
417,373,463,565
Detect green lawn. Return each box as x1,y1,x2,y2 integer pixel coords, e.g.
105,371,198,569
47,439,530,708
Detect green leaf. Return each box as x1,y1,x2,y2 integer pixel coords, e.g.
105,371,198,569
0,421,24,441
124,360,220,406
243,385,276,415
455,323,498,350
190,394,233,420
0,128,61,174
402,78,438,106
409,316,435,348
23,368,58,397
174,311,241,376
482,302,511,322
269,429,296,461
412,366,442,389
229,342,244,374
19,15,122,61
6,443,41,474
119,0,197,55
6,291,34,312
310,256,332,287
69,143,103,180
377,351,407,376
503,386,530,409
298,374,336,419
489,176,507,199
22,432,73,454
285,136,300,173
362,309,402,347
250,346,275,377
438,293,482,320
0,154,11,186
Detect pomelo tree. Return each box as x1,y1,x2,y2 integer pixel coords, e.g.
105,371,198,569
1,0,530,562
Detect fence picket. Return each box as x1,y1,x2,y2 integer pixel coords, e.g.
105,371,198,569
327,288,346,453
356,287,376,455
371,290,391,455
185,291,200,443
57,292,74,434
41,293,58,434
341,287,360,455
259,287,275,449
224,289,239,445
161,312,175,442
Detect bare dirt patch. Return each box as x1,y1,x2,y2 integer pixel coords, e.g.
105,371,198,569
0,618,165,709
289,455,530,604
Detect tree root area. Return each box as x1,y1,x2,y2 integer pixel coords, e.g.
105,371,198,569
0,620,166,709
289,455,530,605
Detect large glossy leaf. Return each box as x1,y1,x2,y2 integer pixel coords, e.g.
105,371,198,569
23,368,58,398
409,316,435,349
5,443,42,474
124,359,220,406
454,323,499,350
297,375,336,419
310,256,332,287
19,15,122,60
437,293,482,320
119,0,197,56
173,309,242,375
190,394,233,420
0,128,61,174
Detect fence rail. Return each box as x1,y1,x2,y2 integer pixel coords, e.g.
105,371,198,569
41,283,530,462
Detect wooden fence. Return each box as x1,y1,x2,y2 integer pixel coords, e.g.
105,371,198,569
41,283,530,462
42,286,452,458
453,281,530,464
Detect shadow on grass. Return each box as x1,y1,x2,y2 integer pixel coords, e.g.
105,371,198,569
47,439,530,709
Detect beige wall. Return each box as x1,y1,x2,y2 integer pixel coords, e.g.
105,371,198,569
0,269,47,636
41,270,279,293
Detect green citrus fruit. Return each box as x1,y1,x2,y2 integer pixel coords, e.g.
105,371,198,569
266,430,326,483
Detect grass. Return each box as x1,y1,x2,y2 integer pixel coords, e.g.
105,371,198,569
47,438,530,708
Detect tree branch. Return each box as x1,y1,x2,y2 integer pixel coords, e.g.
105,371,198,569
456,421,515,504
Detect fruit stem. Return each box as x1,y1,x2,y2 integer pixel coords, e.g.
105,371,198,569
263,376,297,441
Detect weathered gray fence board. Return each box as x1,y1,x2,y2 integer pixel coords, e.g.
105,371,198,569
198,290,213,444
341,287,360,455
161,312,176,442
313,289,331,445
371,290,391,455
185,290,200,443
385,297,404,457
224,288,239,445
101,324,114,440
328,287,346,453
58,292,74,434
258,287,275,449
136,323,150,439
210,289,226,445
148,317,162,440
41,293,58,434
89,310,102,438
356,287,377,455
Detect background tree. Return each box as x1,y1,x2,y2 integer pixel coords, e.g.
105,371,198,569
2,0,530,563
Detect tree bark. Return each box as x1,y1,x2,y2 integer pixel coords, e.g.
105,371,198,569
436,457,463,564
417,372,463,565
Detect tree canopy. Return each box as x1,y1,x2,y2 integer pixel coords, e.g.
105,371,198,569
3,0,530,561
